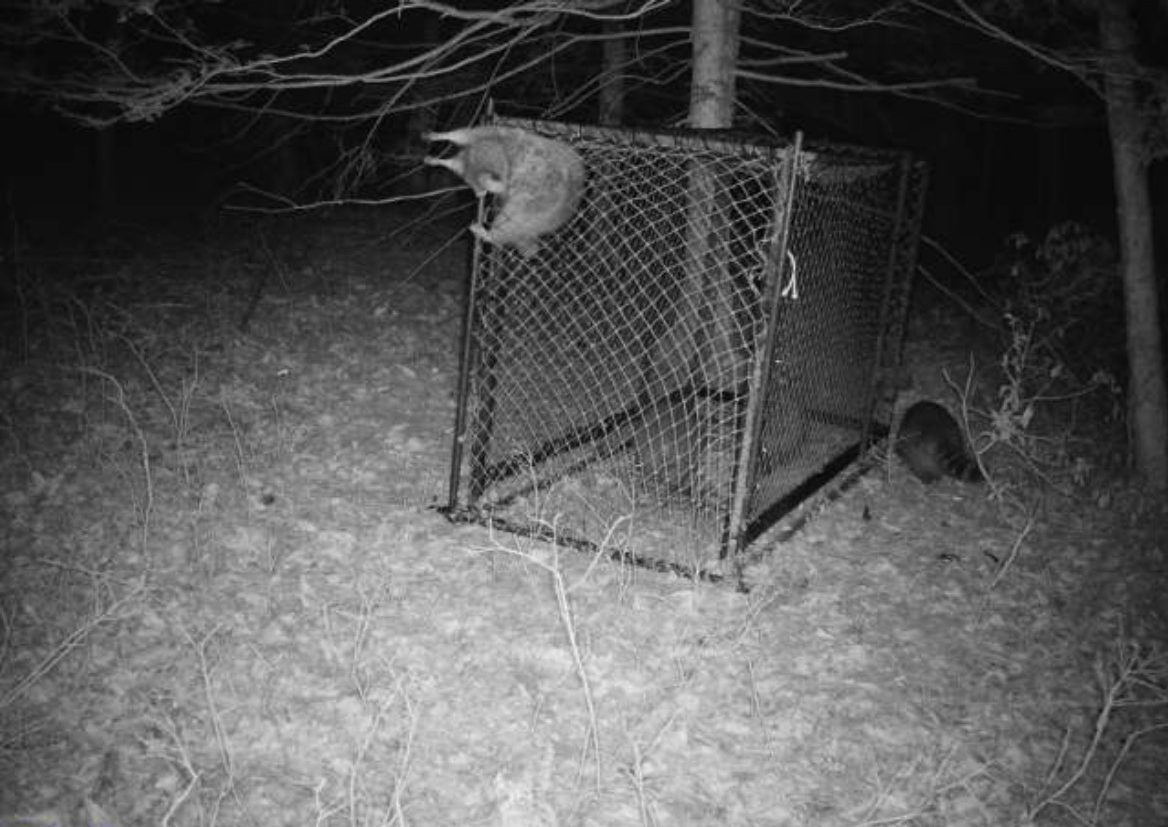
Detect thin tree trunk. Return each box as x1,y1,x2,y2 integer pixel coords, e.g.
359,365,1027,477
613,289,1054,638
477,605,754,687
689,0,740,129
599,19,626,126
666,0,743,391
1098,0,1168,489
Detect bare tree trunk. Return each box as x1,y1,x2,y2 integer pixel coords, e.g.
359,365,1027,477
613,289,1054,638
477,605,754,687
689,0,740,129
662,0,743,391
599,20,626,126
1098,0,1168,490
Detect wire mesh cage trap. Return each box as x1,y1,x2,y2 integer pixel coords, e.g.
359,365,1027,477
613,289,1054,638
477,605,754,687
442,116,926,579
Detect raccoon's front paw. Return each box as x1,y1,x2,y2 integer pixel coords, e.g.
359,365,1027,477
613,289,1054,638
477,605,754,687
470,222,490,242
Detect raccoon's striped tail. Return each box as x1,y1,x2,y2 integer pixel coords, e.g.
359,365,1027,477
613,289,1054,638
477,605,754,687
895,400,984,484
946,449,983,483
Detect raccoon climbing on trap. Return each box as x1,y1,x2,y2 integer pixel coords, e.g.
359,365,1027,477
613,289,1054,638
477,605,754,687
895,400,983,483
424,126,586,257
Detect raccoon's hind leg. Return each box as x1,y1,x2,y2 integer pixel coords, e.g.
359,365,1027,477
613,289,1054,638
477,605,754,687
423,152,507,196
422,154,464,176
422,128,471,145
423,129,510,196
422,126,520,146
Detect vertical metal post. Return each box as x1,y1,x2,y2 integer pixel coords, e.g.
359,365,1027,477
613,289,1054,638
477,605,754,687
725,132,803,558
445,220,486,511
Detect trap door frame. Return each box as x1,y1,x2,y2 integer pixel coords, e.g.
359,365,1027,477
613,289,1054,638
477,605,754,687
443,119,806,578
737,148,928,548
725,133,804,556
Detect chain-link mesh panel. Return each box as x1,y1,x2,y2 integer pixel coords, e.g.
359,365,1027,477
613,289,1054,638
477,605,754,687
446,119,923,575
743,150,926,528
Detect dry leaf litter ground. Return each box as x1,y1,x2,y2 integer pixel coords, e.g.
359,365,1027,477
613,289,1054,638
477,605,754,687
0,209,1165,827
